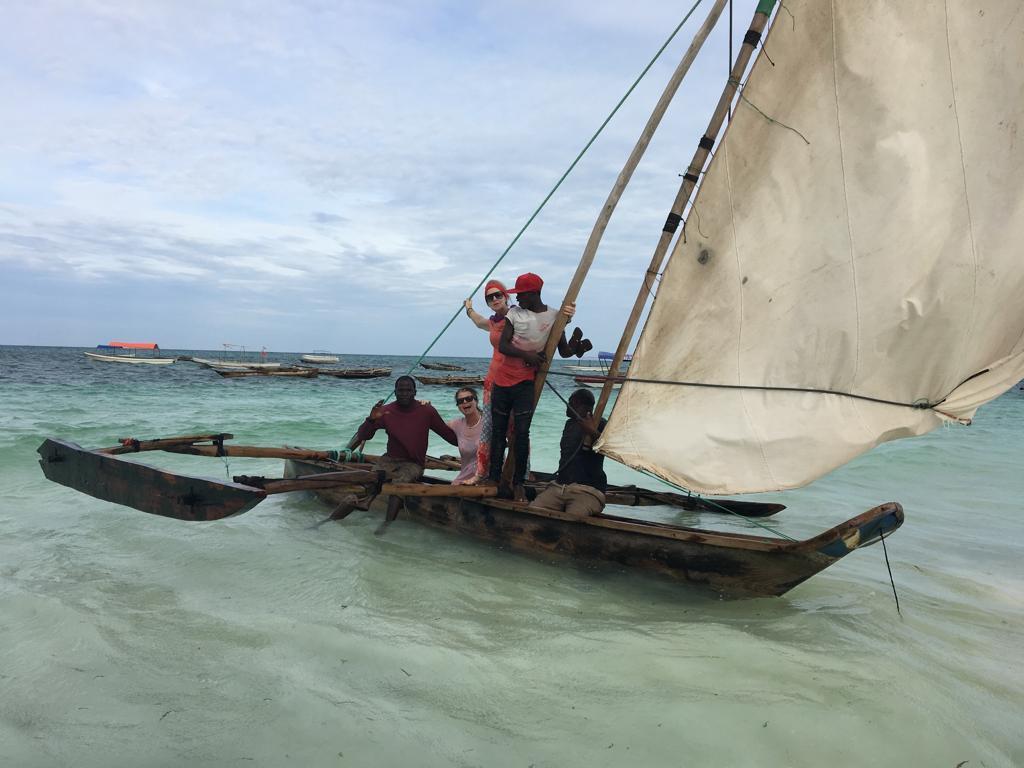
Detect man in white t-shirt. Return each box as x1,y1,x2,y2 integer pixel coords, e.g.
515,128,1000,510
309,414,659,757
483,272,588,500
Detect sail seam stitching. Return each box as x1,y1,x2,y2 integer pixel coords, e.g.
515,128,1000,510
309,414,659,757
723,141,777,488
829,0,873,445
943,0,981,394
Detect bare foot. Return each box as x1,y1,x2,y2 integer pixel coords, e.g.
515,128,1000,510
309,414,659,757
512,484,528,503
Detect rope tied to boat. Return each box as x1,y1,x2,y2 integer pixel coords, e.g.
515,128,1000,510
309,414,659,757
879,528,902,616
328,447,365,463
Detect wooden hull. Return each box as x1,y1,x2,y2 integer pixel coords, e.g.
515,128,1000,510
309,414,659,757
319,367,393,379
285,458,904,598
415,375,486,386
191,358,281,369
575,374,620,389
214,368,318,378
420,362,466,371
83,351,175,365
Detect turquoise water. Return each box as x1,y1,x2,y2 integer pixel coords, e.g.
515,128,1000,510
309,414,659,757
1,345,1022,767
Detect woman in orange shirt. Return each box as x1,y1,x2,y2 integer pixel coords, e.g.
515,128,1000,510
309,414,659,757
463,280,512,483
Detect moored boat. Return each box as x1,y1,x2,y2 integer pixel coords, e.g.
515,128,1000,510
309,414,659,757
415,375,485,387
83,342,176,365
319,367,393,379
574,374,621,390
300,352,340,364
213,367,318,378
191,358,282,369
420,362,466,371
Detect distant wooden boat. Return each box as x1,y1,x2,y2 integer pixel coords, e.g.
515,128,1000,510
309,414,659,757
84,342,175,365
565,351,632,373
214,367,318,378
300,352,340,364
191,358,282,370
574,374,621,390
420,362,466,371
415,375,485,387
319,367,393,379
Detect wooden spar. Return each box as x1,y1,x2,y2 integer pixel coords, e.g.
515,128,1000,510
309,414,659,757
383,483,498,498
592,2,778,423
100,433,236,455
529,0,730,406
96,433,462,471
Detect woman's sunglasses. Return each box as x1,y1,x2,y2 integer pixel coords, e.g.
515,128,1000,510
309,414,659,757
485,292,504,302
456,395,476,405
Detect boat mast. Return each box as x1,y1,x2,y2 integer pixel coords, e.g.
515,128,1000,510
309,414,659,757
530,0,732,406
591,0,778,424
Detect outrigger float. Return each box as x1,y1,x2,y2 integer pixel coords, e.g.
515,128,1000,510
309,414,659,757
37,433,903,598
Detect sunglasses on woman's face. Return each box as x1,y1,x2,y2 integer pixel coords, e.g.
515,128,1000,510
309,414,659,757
456,396,476,405
485,292,504,302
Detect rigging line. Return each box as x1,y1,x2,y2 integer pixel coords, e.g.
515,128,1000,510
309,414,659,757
879,528,902,617
544,369,939,410
727,77,811,145
369,0,711,407
727,0,733,122
542,380,796,541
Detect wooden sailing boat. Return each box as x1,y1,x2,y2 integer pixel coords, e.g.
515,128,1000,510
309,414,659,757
36,0,1024,596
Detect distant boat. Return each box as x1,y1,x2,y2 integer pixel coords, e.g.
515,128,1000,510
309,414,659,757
415,375,485,387
319,367,393,379
192,343,280,369
565,351,632,374
420,362,466,371
192,358,282,369
574,374,621,390
213,367,318,379
300,351,340,364
84,342,175,365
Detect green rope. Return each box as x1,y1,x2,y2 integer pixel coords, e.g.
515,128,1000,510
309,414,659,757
370,0,710,410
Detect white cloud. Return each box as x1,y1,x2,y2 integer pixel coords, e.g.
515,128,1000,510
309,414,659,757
0,0,761,350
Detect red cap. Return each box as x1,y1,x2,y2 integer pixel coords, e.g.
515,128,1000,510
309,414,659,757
484,279,507,297
507,272,543,294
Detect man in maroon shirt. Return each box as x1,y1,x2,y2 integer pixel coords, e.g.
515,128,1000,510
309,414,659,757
334,375,458,533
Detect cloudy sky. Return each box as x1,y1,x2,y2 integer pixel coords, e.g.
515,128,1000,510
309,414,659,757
1,0,760,355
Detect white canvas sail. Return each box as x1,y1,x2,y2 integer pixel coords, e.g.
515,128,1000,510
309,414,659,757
597,0,1024,494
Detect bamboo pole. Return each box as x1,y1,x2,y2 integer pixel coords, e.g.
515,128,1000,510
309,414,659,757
529,0,731,408
592,1,778,424
98,435,461,471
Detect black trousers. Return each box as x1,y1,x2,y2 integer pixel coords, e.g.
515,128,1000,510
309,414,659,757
488,380,535,484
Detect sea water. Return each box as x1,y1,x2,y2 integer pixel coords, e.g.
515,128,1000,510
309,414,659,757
1,345,1021,767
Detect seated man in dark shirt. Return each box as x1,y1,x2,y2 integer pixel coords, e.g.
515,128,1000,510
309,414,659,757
527,388,607,517
332,375,458,532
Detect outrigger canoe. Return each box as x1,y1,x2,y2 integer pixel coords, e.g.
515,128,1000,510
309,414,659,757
36,434,903,598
